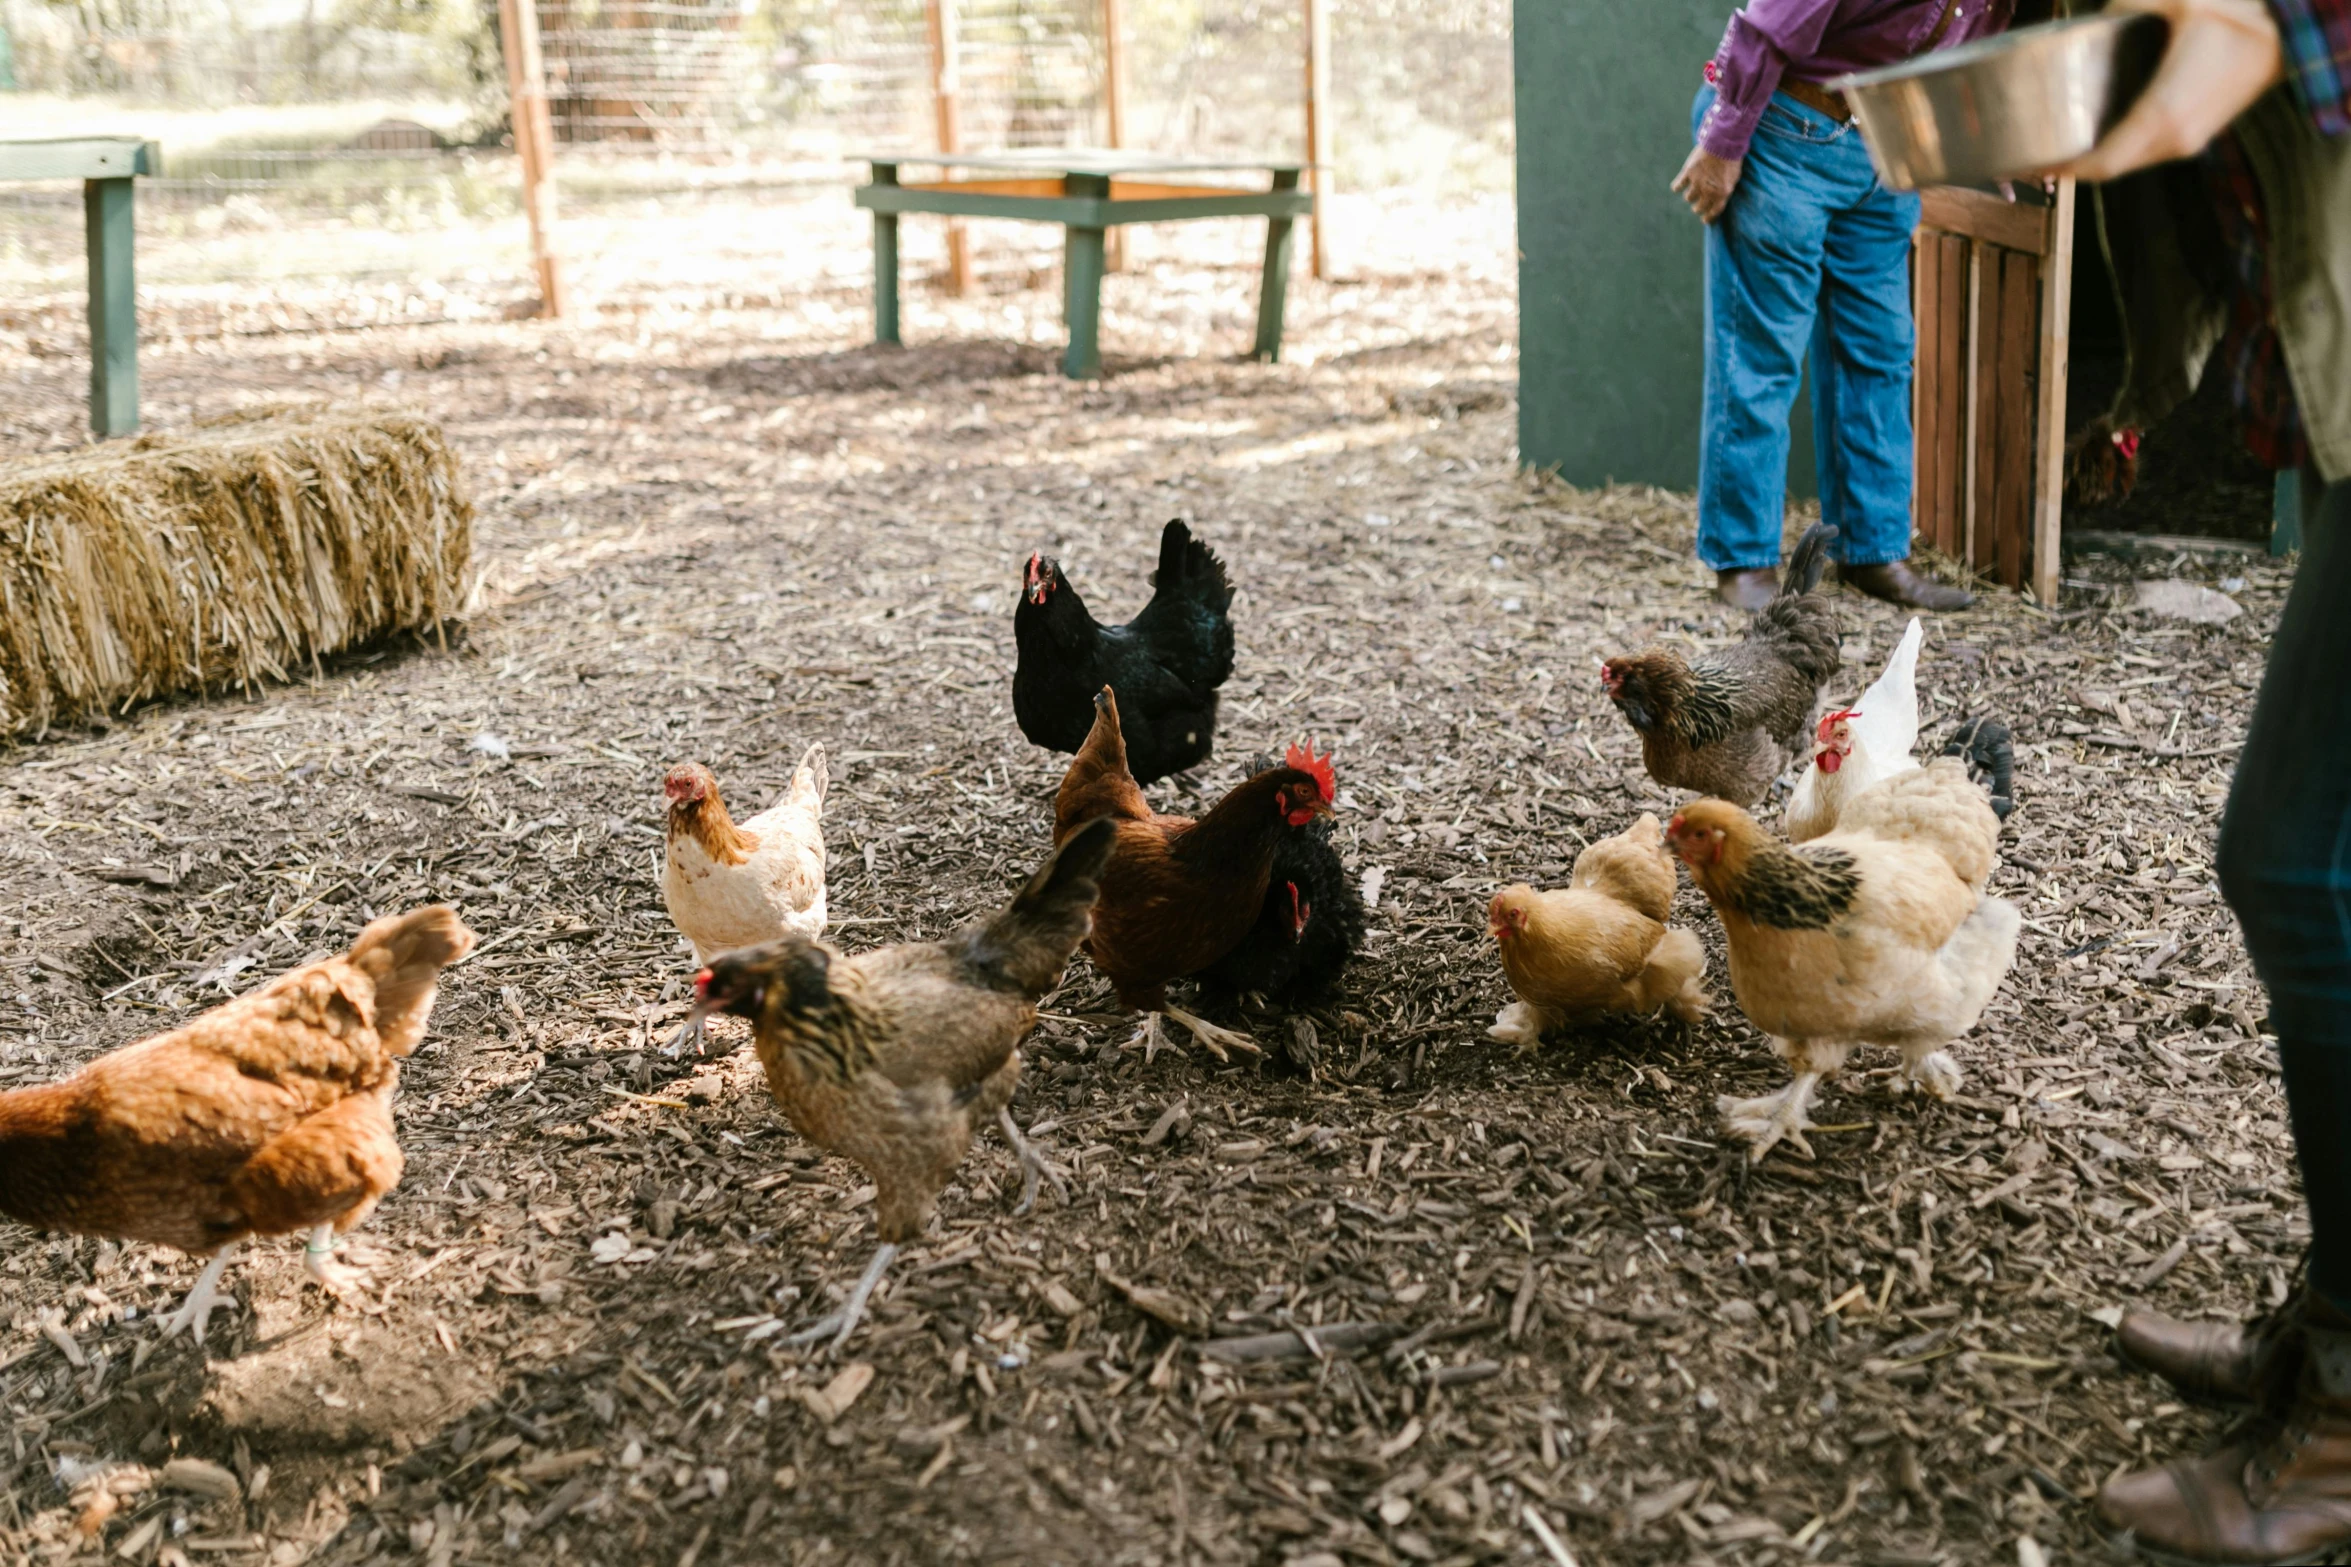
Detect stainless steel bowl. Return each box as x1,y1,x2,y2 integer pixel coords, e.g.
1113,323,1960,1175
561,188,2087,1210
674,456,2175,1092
1830,13,2166,190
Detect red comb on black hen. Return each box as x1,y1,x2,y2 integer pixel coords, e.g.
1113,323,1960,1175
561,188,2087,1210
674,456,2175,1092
1014,519,1235,784
1198,754,1365,1005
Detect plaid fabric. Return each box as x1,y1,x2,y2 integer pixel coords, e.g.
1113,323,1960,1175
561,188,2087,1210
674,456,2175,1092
2272,0,2351,136
2204,130,2309,470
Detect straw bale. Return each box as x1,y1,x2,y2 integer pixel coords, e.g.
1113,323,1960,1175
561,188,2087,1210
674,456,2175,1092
0,405,474,739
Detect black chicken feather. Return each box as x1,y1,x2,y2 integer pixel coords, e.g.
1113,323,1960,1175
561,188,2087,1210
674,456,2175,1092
1013,519,1235,784
1941,715,2017,821
1196,759,1364,1001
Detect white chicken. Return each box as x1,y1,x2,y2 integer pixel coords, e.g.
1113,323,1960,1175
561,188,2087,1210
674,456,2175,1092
1784,616,1923,843
660,744,827,1053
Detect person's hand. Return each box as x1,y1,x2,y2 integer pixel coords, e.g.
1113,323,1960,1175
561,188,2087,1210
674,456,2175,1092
1672,146,1745,222
2047,0,2283,181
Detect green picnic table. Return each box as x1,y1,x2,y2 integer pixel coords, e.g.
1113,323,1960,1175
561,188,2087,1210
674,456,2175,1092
851,149,1315,380
0,136,160,438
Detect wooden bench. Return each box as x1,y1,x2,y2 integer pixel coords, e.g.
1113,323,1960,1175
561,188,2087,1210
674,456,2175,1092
0,137,161,438
852,150,1315,379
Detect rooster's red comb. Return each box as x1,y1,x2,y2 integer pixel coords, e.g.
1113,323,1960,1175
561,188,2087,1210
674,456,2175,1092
1816,707,1860,741
1285,741,1336,804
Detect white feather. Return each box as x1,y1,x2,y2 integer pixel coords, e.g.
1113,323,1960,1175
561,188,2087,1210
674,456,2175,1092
1785,617,1925,842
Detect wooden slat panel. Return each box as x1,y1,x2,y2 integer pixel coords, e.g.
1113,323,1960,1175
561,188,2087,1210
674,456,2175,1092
1913,238,1940,554
900,177,1067,197
1917,186,2049,255
1935,234,1967,558
1995,250,2038,589
2033,181,2077,605
1970,245,1999,573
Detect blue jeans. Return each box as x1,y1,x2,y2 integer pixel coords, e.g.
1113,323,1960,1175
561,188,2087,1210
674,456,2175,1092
1696,86,1919,572
2219,472,2351,1307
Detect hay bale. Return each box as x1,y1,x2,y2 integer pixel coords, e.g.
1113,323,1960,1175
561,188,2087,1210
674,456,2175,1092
0,405,475,739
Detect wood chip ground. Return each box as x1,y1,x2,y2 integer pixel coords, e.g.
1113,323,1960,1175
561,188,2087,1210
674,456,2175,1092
0,193,2302,1565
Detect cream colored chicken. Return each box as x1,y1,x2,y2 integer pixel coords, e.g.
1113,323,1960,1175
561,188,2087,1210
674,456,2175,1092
1488,813,1708,1047
1666,760,2020,1161
661,745,827,1052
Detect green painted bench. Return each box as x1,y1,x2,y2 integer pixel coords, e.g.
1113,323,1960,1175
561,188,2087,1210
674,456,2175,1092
0,137,161,438
851,150,1315,379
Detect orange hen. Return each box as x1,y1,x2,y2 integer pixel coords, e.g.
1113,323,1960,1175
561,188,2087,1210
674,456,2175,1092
0,906,475,1342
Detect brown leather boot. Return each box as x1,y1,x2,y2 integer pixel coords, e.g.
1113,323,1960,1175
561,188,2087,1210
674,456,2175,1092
1839,558,1976,611
2099,1323,2351,1563
2118,1295,2305,1410
1716,567,1778,611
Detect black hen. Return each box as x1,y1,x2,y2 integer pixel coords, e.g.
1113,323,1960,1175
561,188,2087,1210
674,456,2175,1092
1014,519,1235,784
1941,714,2017,821
1197,748,1365,1002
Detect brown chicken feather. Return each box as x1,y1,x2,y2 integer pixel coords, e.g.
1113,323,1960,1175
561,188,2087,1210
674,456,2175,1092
1602,522,1841,804
689,821,1116,1349
0,906,474,1337
1052,686,1335,1061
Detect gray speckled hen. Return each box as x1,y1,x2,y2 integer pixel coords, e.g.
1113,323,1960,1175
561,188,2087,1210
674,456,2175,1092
1601,523,1842,804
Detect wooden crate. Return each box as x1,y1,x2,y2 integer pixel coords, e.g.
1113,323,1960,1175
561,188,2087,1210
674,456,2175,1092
1910,181,2075,603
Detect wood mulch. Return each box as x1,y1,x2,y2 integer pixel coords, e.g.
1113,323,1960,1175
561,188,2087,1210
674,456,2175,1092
0,193,2303,1566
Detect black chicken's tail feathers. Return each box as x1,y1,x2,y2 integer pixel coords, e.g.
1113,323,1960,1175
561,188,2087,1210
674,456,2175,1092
1942,715,2017,821
1153,518,1234,611
963,818,1118,995
1778,522,1838,599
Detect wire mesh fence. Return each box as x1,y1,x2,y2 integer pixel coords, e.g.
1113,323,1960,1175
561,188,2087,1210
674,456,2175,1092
0,0,1509,305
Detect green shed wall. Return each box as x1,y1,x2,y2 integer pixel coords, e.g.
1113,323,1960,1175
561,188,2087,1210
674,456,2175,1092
1513,2,1817,498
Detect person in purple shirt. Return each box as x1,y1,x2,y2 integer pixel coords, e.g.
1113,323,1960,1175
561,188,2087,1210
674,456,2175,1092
1672,0,2010,611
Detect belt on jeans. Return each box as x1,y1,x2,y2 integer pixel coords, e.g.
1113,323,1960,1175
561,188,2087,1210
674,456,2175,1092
1779,79,1853,123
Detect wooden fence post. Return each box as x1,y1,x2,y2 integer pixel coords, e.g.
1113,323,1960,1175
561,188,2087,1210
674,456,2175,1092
929,0,973,296
1102,0,1128,273
1304,0,1332,279
497,0,566,316
2031,178,2075,606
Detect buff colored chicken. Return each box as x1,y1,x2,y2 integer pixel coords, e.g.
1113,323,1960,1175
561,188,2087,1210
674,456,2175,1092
1666,761,2019,1161
1488,813,1709,1047
661,743,827,1053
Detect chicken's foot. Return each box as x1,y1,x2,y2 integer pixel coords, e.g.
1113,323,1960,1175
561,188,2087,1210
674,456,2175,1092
1150,1006,1262,1064
159,1247,238,1346
1718,1071,1826,1163
1901,1048,1963,1100
1487,1001,1558,1051
304,1225,381,1311
997,1107,1071,1217
784,1242,899,1353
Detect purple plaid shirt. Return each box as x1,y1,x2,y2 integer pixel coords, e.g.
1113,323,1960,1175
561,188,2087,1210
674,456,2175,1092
1698,0,2009,161
2205,0,2351,469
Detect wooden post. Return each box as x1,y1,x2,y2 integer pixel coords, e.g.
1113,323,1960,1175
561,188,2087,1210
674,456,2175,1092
928,0,973,297
2030,178,2075,606
497,0,565,316
1101,0,1128,273
1303,0,1332,279
1062,173,1110,379
84,176,138,437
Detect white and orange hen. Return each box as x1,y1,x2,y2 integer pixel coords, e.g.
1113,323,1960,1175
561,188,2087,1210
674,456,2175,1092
661,745,828,1053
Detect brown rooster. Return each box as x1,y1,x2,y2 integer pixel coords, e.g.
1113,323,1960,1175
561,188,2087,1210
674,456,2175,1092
1054,688,1337,1062
687,819,1116,1350
1602,521,1841,804
0,907,475,1342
